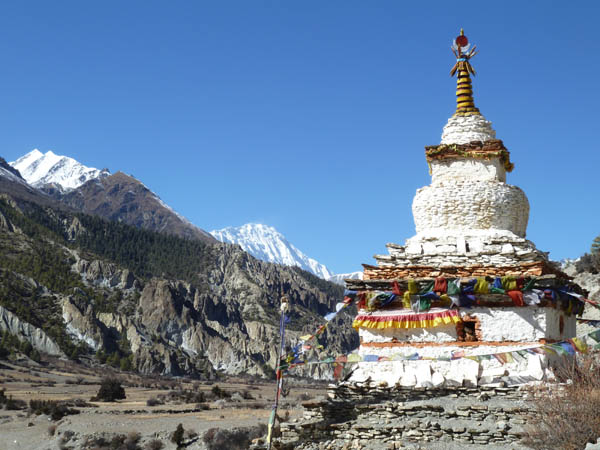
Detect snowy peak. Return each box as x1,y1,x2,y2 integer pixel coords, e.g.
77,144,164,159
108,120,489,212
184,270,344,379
0,156,25,184
11,149,110,191
326,271,364,285
210,223,333,279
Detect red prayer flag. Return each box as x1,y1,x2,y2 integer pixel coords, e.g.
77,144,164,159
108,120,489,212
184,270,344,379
507,290,524,307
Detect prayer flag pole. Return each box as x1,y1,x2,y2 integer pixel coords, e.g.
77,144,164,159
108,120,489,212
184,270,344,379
266,295,289,450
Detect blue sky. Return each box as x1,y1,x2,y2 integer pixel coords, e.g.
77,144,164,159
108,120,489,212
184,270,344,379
1,1,599,274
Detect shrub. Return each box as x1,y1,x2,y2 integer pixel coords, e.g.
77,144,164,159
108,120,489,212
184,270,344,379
241,389,254,400
125,431,141,449
92,378,126,402
166,389,205,404
48,424,57,436
523,353,600,449
170,423,185,447
210,385,230,399
29,399,79,421
297,392,312,402
82,433,143,450
4,395,27,410
576,252,600,274
146,397,162,407
70,398,93,408
202,425,267,450
145,440,164,450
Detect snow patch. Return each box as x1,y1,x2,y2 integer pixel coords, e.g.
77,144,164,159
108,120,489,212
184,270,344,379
11,149,110,191
0,166,29,185
210,223,333,279
326,271,363,285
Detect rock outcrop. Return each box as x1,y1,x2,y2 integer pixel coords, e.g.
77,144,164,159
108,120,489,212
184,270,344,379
0,188,356,378
60,248,356,378
0,305,64,357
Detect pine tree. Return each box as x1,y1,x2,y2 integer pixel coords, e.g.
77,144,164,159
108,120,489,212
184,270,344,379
592,235,600,255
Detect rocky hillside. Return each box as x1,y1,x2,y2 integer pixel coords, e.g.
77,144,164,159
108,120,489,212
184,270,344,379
0,196,357,378
564,258,600,336
45,171,215,244
9,150,214,244
0,157,65,208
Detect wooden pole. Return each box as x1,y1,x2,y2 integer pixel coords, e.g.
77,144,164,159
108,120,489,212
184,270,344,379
266,295,289,450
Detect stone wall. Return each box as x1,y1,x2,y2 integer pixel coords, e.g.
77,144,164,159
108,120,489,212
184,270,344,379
412,180,529,238
430,157,506,183
440,114,496,145
275,382,532,449
375,231,546,269
362,261,549,279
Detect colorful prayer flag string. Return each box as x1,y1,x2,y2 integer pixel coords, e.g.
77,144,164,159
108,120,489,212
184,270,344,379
284,327,600,375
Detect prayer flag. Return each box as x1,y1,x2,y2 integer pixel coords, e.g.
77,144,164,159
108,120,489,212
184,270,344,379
347,354,361,362
559,342,575,355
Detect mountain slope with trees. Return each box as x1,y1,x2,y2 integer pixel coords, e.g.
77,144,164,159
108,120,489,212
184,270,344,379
0,191,356,378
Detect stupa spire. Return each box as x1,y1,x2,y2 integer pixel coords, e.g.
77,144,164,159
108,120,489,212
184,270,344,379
450,29,480,117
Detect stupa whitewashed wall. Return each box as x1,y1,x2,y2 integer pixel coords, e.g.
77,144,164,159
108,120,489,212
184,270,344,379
345,31,583,388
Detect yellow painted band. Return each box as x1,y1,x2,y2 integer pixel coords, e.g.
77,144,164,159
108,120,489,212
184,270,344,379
352,315,461,330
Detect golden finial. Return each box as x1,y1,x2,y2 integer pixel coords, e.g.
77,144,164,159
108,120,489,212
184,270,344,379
450,29,480,117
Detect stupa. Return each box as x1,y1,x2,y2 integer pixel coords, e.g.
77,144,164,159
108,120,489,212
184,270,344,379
344,30,585,388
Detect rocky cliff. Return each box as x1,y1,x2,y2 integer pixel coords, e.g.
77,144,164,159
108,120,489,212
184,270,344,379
0,305,64,357
564,260,600,336
0,196,357,378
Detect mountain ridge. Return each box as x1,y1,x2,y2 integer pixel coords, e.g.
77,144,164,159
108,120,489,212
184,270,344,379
211,223,333,279
0,194,357,378
53,171,215,243
11,149,110,191
8,149,357,278
9,150,215,243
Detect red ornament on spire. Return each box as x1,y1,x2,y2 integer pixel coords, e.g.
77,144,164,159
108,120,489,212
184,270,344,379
456,34,468,47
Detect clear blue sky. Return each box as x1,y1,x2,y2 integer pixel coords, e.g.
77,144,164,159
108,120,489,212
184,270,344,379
1,1,599,274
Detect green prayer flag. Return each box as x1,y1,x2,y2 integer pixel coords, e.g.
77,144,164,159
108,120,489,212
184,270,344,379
447,279,461,295
419,280,435,295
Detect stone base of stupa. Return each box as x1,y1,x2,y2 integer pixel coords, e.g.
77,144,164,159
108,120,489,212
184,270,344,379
348,304,574,387
374,229,549,272
273,382,533,449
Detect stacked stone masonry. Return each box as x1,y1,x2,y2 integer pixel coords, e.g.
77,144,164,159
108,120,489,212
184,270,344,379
376,233,548,269
412,180,529,238
273,383,532,449
346,274,575,293
440,115,496,145
362,261,558,280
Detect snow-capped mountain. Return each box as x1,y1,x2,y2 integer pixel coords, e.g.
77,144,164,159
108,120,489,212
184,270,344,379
211,223,334,279
8,150,357,280
326,271,364,285
11,149,110,191
8,149,214,243
0,157,27,185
